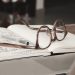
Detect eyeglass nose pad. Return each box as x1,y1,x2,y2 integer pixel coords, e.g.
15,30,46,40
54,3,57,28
51,27,56,41
35,25,52,49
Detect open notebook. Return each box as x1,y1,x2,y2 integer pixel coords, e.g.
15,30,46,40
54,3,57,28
0,24,75,61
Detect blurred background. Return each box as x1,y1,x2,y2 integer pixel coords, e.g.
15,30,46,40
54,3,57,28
0,0,75,27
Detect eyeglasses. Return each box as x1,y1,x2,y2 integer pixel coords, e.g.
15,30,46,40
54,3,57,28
14,19,68,49
34,19,67,49
0,19,67,50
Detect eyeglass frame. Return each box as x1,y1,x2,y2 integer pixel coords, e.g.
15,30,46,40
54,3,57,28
17,18,67,49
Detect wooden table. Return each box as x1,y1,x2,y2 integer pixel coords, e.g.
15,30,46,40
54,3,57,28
66,24,75,34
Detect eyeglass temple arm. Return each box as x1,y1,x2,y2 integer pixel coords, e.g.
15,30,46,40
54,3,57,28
20,19,49,32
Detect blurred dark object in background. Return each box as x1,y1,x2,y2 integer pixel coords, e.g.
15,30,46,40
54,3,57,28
44,0,75,9
0,0,12,14
0,0,36,27
0,0,36,17
0,12,11,27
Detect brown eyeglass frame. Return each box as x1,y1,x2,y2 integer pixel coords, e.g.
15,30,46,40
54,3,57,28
51,19,67,41
19,18,67,41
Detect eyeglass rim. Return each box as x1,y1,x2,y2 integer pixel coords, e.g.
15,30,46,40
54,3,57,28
53,19,67,41
35,25,52,49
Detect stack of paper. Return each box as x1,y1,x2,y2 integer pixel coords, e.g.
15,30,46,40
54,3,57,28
0,24,74,61
8,24,75,53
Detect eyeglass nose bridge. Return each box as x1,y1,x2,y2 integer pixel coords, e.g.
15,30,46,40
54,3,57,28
35,25,52,49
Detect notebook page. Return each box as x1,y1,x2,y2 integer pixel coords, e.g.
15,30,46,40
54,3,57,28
0,46,50,61
0,27,33,46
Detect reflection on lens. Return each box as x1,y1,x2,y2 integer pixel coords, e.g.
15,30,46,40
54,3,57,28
53,19,67,41
37,26,52,49
56,25,66,41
